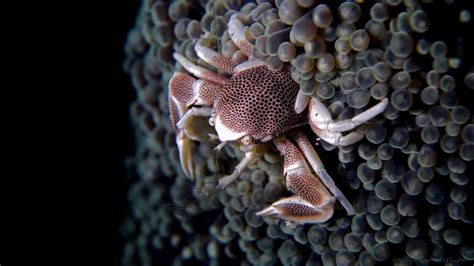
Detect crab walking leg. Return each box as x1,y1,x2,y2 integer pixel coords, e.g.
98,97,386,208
228,14,254,58
173,53,229,86
293,132,355,215
307,98,360,146
176,107,213,130
195,41,236,75
309,98,389,133
311,126,367,146
234,60,267,73
217,144,262,189
294,90,311,114
256,195,334,224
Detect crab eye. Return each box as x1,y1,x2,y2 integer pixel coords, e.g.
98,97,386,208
209,116,216,126
241,135,253,145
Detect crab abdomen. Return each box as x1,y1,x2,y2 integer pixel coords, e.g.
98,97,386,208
215,66,304,141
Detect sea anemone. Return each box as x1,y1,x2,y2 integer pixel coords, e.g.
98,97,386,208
122,0,473,264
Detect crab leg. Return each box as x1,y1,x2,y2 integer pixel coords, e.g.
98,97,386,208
169,72,197,180
173,53,229,86
293,132,355,215
311,127,367,146
176,107,213,130
217,143,262,189
234,60,267,73
195,41,236,75
256,136,336,224
294,90,311,114
321,131,363,147
309,98,389,133
228,14,254,58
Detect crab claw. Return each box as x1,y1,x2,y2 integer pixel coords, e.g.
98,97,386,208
256,196,334,224
169,72,196,180
176,130,194,180
257,155,336,223
292,132,355,215
258,136,338,224
273,137,335,207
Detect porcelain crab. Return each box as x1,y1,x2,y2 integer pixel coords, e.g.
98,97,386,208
168,14,389,224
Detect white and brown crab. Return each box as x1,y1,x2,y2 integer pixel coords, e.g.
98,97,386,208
168,14,388,224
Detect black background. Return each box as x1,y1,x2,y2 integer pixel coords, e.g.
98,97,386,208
76,1,141,264
19,1,143,264
87,1,139,264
